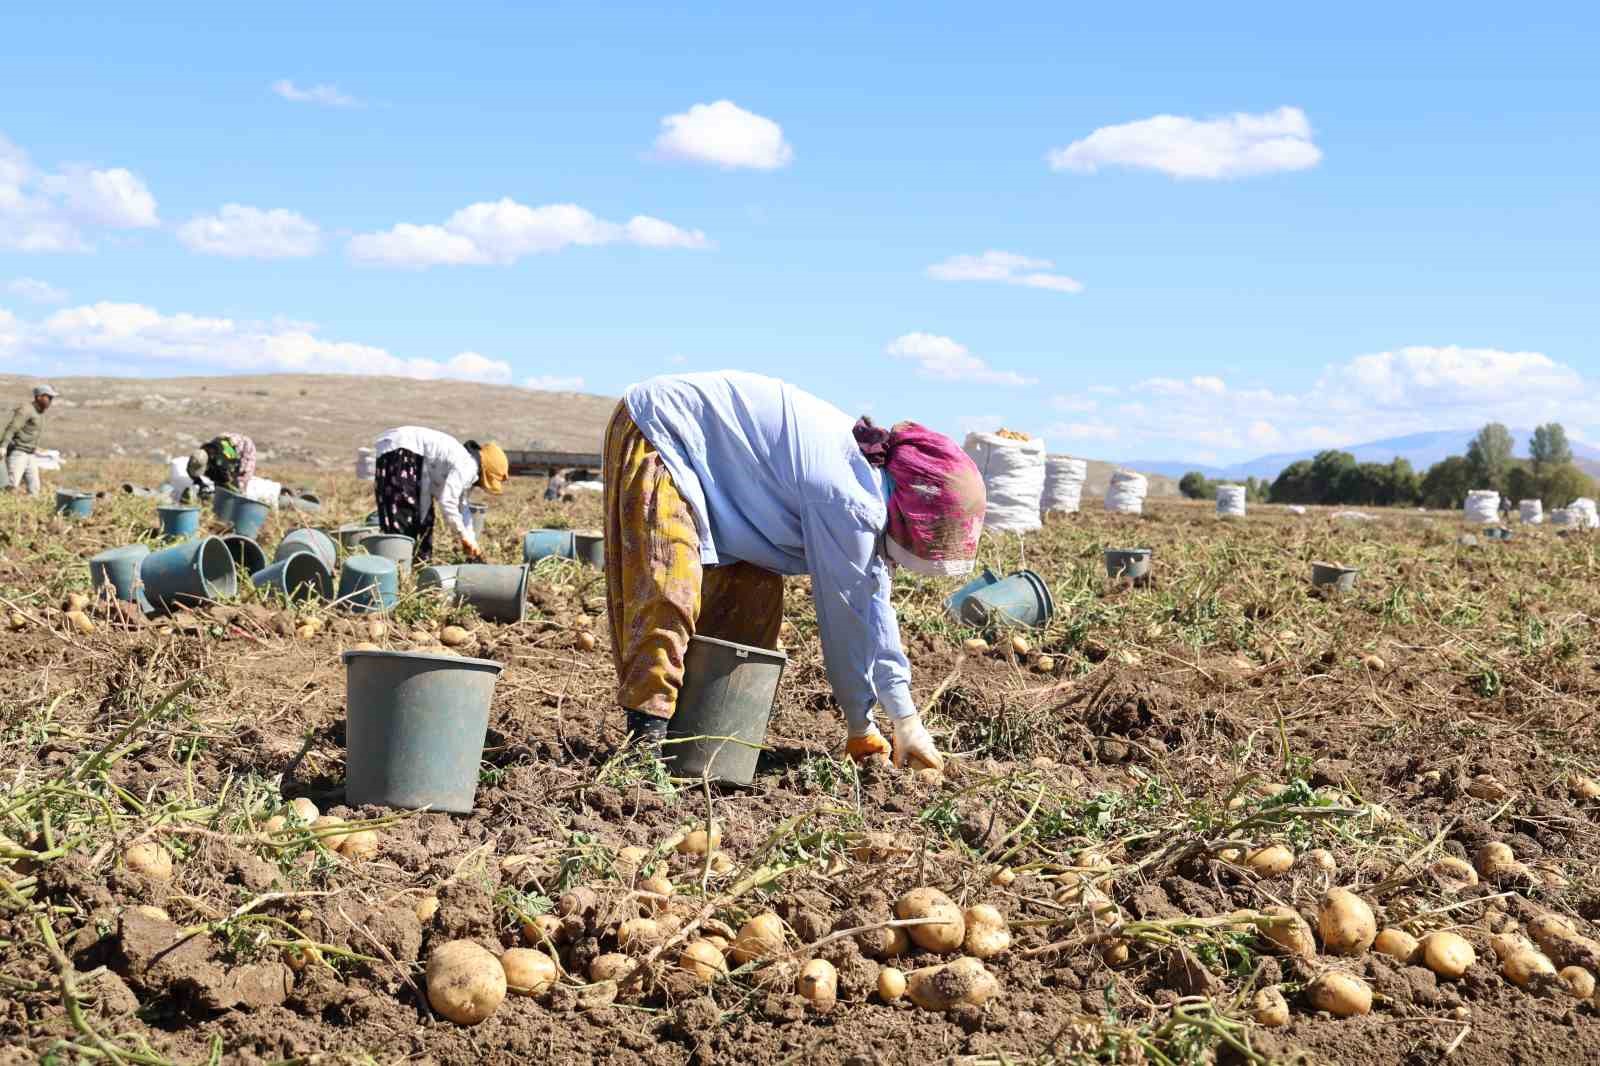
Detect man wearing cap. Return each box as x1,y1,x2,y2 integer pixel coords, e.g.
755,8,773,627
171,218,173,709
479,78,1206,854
372,426,508,561
1,385,58,495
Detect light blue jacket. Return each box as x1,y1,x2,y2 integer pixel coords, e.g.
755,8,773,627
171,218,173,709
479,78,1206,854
625,371,915,724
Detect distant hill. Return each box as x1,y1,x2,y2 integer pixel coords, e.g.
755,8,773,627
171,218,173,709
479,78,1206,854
1134,428,1600,484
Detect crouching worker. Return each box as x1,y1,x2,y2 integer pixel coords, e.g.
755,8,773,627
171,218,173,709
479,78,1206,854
373,427,507,562
186,433,256,500
603,371,985,770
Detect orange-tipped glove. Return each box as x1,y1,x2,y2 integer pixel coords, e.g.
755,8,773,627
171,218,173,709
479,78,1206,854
846,723,890,764
461,537,485,562
892,714,944,771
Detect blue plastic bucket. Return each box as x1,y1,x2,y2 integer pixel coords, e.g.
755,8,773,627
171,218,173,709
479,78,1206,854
220,534,268,575
89,543,150,602
230,496,271,539
212,489,241,526
275,528,338,571
574,532,605,568
342,649,504,812
157,505,201,539
523,529,576,563
337,523,380,550
54,491,94,519
252,552,334,603
959,569,1054,629
1104,548,1153,582
140,536,238,613
337,555,398,613
358,532,415,575
943,567,999,624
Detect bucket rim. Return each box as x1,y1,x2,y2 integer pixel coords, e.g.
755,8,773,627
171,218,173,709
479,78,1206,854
341,648,505,673
1104,547,1152,557
157,505,199,515
687,633,788,663
359,532,415,546
1310,560,1358,574
92,543,151,562
1008,568,1056,621
343,554,399,575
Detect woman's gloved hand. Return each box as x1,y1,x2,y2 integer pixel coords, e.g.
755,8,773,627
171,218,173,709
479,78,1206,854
461,537,485,562
892,713,943,771
845,722,890,763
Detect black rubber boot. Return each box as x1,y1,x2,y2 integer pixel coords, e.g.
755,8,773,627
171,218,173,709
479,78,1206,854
624,709,669,749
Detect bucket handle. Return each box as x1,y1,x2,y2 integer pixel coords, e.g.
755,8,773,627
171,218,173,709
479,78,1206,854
736,648,749,659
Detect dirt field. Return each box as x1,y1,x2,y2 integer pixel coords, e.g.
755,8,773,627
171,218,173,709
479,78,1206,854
4,465,1600,1066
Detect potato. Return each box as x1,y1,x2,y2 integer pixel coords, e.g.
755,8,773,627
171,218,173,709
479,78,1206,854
1244,845,1295,877
282,943,322,972
730,911,786,965
65,609,95,635
1526,914,1577,953
990,866,1017,888
1009,635,1029,656
1100,938,1130,966
1302,849,1337,875
1306,971,1372,1017
577,631,597,652
7,611,27,631
1034,655,1056,673
678,939,728,984
1465,774,1510,801
415,896,440,924
340,829,380,861
440,625,472,647
311,816,352,851
796,958,838,1008
1374,927,1420,964
1318,888,1377,956
287,797,320,824
559,886,599,920
895,887,965,953
122,841,173,881
877,966,907,1003
1490,932,1537,960
961,638,989,655
295,623,320,640
1260,905,1316,958
589,952,631,982
349,641,381,652
905,956,999,1011
366,619,388,640
1430,856,1478,889
521,913,561,945
426,940,507,1025
677,822,722,856
1422,931,1475,979
1502,948,1556,989
617,917,661,952
1568,776,1600,801
962,904,1011,959
859,923,911,959
1361,654,1386,671
501,948,558,996
614,844,649,882
850,832,900,864
128,904,171,922
1252,986,1290,1027
640,874,674,911
64,591,90,611
1560,966,1596,998
1475,841,1515,876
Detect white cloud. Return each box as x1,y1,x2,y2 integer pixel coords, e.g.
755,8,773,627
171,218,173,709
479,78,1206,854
524,375,585,391
927,250,1083,294
1247,420,1283,447
1050,394,1097,414
885,332,1035,387
1044,420,1120,442
4,277,68,304
0,132,159,252
0,309,18,357
11,299,513,381
653,100,793,170
177,204,322,259
348,198,710,267
1331,345,1579,409
1048,106,1322,180
271,79,362,108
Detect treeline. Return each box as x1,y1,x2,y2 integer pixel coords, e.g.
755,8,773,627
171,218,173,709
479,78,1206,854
1177,423,1597,509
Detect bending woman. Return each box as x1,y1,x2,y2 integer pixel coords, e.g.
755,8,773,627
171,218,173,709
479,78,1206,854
373,426,507,561
604,371,985,770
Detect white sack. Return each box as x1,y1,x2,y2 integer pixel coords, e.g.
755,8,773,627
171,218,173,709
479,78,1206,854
1042,455,1088,515
1572,497,1599,529
356,446,376,481
964,432,1046,533
1105,469,1148,515
1464,489,1500,524
1519,499,1543,524
243,477,281,509
1216,485,1246,518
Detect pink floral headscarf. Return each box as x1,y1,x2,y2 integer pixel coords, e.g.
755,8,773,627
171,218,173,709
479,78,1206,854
854,418,986,576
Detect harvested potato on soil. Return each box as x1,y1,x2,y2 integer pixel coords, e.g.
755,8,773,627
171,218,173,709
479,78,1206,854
990,866,1016,887
617,917,661,951
1431,855,1479,889
896,887,965,953
676,822,721,855
311,815,351,851
1465,774,1511,801
1306,971,1372,1017
796,958,838,1008
64,609,94,634
640,874,674,910
521,913,561,945
1422,931,1476,979
426,940,507,1025
501,948,558,996
1502,948,1556,988
1302,848,1337,875
122,841,173,880
962,904,1011,959
731,911,785,964
1559,966,1596,998
1318,888,1377,956
1252,986,1290,1027
1568,776,1600,801
1374,927,1420,963
962,637,989,655
678,939,728,984
339,828,380,860
1244,844,1294,876
286,797,319,824
877,966,907,1003
1260,905,1316,957
1475,841,1516,876
439,625,472,647
906,956,999,1011
415,896,440,924
589,953,631,982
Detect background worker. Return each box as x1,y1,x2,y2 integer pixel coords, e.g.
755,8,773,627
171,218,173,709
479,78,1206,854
373,426,507,562
1,384,58,495
185,433,256,500
604,370,986,770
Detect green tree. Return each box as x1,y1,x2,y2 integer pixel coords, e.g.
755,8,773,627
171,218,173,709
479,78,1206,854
1541,463,1597,508
1269,459,1316,504
1308,450,1358,504
1465,422,1514,489
1386,458,1421,506
1178,471,1216,499
1505,463,1540,505
1420,455,1475,509
1529,423,1573,471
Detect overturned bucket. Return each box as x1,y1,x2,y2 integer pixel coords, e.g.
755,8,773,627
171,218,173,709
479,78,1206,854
54,490,94,519
89,543,151,602
229,495,271,540
343,649,504,812
157,505,200,539
665,635,787,787
959,569,1054,629
276,528,338,572
212,488,241,526
338,555,398,614
221,534,268,575
573,532,605,568
1104,547,1153,582
943,567,999,624
252,551,334,603
1310,561,1359,592
452,564,528,623
523,529,576,563
140,536,237,613
416,564,458,596
338,523,380,550
468,502,488,536
287,495,322,515
358,532,415,575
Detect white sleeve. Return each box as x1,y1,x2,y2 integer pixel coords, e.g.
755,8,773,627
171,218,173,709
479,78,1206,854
436,457,477,546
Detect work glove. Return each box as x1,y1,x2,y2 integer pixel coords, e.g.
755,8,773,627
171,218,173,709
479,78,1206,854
461,537,485,562
845,722,890,764
892,713,944,771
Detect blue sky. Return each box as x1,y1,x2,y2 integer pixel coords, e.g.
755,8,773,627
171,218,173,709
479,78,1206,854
2,2,1597,463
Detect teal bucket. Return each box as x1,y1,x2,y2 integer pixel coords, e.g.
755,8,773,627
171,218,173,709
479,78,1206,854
140,536,237,613
54,491,94,519
157,505,201,539
338,523,380,550
358,532,415,575
665,636,787,787
342,649,505,812
574,532,605,568
212,488,241,526
337,555,399,614
452,564,528,623
252,552,334,603
943,567,999,624
89,543,150,602
523,529,576,563
959,569,1054,629
275,528,338,571
220,534,268,575
229,496,271,539
1104,548,1153,582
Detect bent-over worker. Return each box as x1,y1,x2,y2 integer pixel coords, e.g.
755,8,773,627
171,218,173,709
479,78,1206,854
373,427,507,562
1,384,58,495
186,433,257,499
603,371,986,770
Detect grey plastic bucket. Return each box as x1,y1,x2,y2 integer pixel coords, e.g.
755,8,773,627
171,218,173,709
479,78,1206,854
358,532,415,575
959,569,1055,629
665,635,787,786
89,543,150,602
287,495,322,514
364,510,380,527
416,564,458,596
157,505,201,538
574,532,605,567
452,564,529,623
1310,561,1359,592
54,490,94,519
468,502,488,536
523,529,576,563
229,495,271,539
338,523,380,550
1104,548,1153,582
275,527,338,571
943,567,999,624
221,534,268,575
140,536,237,613
342,649,504,812
338,555,399,613
252,552,334,603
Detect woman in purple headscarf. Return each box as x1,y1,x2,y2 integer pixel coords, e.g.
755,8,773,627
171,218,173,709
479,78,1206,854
604,371,986,769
